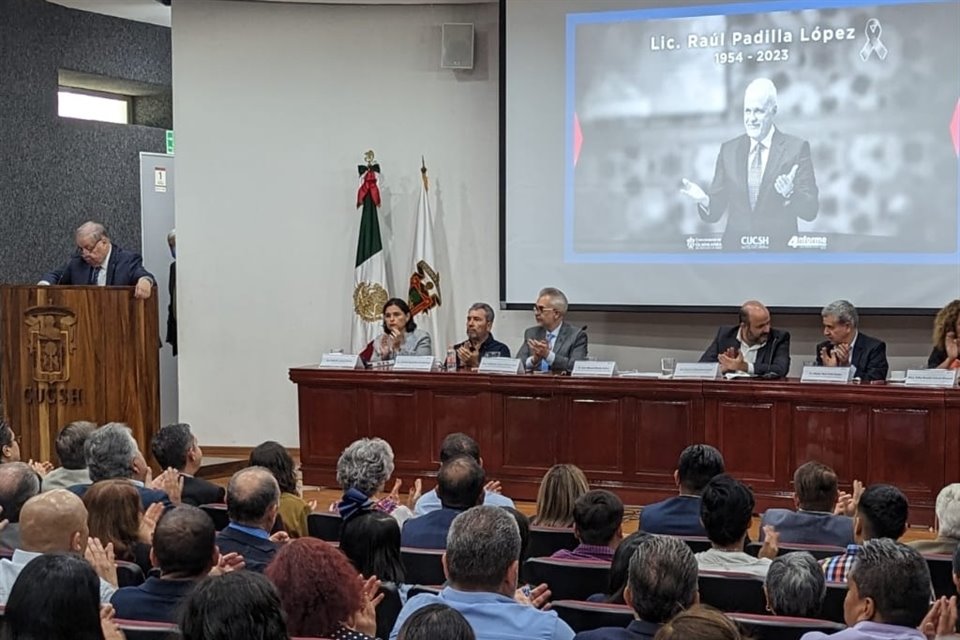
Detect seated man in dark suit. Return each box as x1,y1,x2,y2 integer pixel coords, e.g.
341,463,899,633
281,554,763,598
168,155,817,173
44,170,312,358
0,463,40,550
151,423,225,507
574,536,699,640
216,466,289,573
699,300,790,379
552,490,623,562
760,461,854,547
453,302,511,369
68,423,173,510
39,221,155,299
401,456,485,549
516,287,588,373
111,505,242,622
816,299,889,382
640,444,724,537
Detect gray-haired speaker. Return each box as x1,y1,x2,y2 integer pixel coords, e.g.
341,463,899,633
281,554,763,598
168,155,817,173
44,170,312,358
441,23,474,70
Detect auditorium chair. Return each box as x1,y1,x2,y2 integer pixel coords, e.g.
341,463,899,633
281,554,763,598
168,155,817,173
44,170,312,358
727,613,846,640
924,554,958,598
116,619,180,639
401,547,446,585
522,558,611,601
551,600,634,632
116,560,145,588
307,512,342,542
744,541,845,560
697,571,765,614
525,526,578,560
678,536,712,554
375,582,403,640
199,503,229,531
821,582,848,624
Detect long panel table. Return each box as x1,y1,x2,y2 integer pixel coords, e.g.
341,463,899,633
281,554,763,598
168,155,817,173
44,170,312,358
290,368,960,526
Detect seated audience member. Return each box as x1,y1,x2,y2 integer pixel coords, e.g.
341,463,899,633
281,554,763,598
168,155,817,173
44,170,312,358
402,456,485,549
763,552,826,618
0,462,40,550
453,302,511,369
532,463,590,528
821,483,908,583
587,531,652,604
369,297,433,362
697,474,778,578
266,537,380,640
151,422,225,506
70,422,173,509
415,432,514,516
641,444,724,536
250,441,312,538
397,603,477,640
42,420,95,491
337,437,419,525
179,571,289,640
4,553,123,640
909,483,960,555
0,419,51,475
0,490,117,604
216,466,287,573
112,505,242,622
929,299,960,369
503,506,531,561
760,461,854,547
699,300,791,378
802,539,930,640
552,489,623,561
653,605,745,640
340,509,407,593
575,535,699,640
83,479,155,574
815,300,889,382
390,505,575,640
517,287,588,373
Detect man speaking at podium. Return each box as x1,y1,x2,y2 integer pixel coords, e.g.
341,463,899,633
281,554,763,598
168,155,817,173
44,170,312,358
516,287,588,373
39,221,154,299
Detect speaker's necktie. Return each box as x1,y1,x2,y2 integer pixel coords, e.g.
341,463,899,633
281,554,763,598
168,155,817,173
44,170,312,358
540,332,556,372
89,267,102,285
748,142,764,210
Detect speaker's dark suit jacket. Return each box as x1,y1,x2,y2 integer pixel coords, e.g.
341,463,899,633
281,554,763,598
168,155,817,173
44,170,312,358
815,332,888,382
41,244,154,286
639,496,706,537
215,526,279,574
759,509,854,547
111,577,196,623
516,323,588,373
700,129,818,250
181,475,225,507
574,620,661,640
699,326,791,379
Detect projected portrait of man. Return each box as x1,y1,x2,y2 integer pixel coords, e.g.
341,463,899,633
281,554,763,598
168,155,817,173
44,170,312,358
681,77,819,250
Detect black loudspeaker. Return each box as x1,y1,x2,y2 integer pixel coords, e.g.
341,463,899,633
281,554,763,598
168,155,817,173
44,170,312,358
441,23,475,70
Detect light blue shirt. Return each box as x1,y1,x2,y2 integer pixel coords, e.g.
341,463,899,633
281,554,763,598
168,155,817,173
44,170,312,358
390,587,574,640
414,488,515,517
226,522,270,540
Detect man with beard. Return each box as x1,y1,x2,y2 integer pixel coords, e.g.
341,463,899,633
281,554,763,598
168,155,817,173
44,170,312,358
453,303,510,369
699,300,791,379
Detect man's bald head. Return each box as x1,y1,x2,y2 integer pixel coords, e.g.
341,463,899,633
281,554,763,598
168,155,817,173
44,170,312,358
226,466,280,529
437,456,486,510
20,490,89,553
743,78,778,142
738,300,772,346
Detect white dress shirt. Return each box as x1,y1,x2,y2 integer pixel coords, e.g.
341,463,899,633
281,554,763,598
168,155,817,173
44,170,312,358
0,549,116,604
737,328,765,376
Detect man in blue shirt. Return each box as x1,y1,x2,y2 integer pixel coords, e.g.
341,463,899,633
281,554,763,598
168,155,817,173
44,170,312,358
640,444,724,537
414,433,514,516
391,505,575,640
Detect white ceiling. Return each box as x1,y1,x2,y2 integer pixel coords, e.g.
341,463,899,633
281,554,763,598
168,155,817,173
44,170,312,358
48,0,495,28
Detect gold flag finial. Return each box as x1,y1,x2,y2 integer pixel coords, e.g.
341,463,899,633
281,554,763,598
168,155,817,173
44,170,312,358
364,149,376,166
420,156,429,191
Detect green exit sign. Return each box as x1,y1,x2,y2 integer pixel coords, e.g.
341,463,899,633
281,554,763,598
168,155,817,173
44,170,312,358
165,130,175,155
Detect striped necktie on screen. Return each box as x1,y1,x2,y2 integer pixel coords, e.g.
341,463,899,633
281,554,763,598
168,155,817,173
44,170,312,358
748,142,764,209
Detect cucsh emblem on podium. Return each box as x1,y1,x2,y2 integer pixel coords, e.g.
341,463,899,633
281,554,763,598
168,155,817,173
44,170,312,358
22,306,83,405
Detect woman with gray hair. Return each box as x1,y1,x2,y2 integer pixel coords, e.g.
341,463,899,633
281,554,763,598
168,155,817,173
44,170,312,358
763,552,826,618
335,437,420,526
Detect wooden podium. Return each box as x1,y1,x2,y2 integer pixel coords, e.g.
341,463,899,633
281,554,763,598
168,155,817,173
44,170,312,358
0,286,159,464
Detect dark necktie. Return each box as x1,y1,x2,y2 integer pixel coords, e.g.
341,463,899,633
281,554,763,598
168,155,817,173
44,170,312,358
89,267,101,285
748,142,764,209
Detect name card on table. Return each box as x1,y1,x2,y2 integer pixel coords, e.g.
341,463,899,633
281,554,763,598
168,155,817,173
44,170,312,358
672,363,721,380
905,368,959,388
317,353,363,370
571,360,618,378
801,366,854,384
478,357,524,375
393,355,438,372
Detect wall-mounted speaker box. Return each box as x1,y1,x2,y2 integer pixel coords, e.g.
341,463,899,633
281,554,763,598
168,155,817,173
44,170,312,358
441,23,475,70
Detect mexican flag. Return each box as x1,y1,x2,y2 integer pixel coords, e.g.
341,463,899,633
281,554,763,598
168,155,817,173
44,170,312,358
408,159,444,352
351,161,389,354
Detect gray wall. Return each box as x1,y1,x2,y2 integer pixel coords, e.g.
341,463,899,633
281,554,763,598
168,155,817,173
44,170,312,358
0,0,171,284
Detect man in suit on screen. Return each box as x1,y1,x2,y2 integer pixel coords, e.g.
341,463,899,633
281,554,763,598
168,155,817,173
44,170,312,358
681,78,819,251
699,300,791,378
39,221,154,299
516,287,588,373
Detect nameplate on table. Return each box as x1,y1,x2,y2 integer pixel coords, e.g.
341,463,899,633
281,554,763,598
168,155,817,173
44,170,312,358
904,368,959,388
478,357,524,375
672,363,721,380
800,366,853,384
393,355,438,372
317,353,363,370
571,360,618,378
